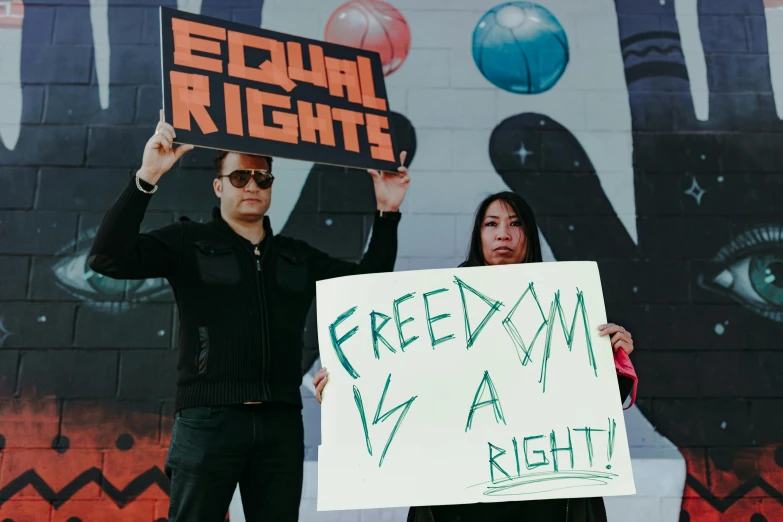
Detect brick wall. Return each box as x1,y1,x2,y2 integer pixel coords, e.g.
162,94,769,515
1,1,782,521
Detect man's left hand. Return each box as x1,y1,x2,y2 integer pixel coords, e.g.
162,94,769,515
369,151,410,212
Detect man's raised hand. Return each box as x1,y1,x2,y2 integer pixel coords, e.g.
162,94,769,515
137,109,195,184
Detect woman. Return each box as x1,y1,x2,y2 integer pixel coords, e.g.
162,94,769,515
313,192,638,522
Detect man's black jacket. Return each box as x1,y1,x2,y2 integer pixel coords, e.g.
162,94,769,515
88,176,401,411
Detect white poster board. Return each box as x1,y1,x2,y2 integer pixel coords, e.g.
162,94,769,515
316,261,636,511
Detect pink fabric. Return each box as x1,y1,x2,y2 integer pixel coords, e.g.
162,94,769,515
613,348,638,409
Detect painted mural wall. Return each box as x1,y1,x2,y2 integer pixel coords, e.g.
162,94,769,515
0,0,781,521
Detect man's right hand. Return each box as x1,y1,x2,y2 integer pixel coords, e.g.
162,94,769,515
137,109,194,185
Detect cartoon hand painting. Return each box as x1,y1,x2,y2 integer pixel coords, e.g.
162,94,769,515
490,0,783,520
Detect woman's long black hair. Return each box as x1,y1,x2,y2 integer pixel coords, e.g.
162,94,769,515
460,191,543,267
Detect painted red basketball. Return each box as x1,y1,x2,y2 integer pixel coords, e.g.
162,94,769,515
324,0,411,76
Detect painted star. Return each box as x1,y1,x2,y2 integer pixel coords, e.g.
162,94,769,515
513,142,534,165
0,316,13,348
684,176,706,205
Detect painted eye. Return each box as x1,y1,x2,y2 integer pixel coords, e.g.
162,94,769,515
748,252,783,305
53,252,140,296
699,226,783,322
51,229,169,314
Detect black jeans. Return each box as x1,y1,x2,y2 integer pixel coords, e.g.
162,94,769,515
164,403,304,522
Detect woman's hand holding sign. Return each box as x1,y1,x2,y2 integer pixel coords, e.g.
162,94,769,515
314,367,328,404
598,323,634,356
369,150,410,212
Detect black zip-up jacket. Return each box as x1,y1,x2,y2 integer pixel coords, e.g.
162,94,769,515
88,176,401,411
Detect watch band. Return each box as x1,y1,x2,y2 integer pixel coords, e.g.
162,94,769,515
135,173,158,194
377,209,401,222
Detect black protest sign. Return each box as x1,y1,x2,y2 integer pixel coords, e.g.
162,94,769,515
160,7,399,171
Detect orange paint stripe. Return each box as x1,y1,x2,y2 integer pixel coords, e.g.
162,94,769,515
0,0,23,29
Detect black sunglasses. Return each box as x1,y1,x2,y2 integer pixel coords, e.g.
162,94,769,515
217,169,274,189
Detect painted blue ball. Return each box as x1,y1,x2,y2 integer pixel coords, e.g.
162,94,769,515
472,2,569,94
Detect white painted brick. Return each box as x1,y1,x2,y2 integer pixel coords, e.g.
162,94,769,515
358,508,408,522
405,10,481,49
569,0,620,15
584,91,633,131
451,130,492,171
605,496,663,522
301,461,318,499
0,42,21,80
629,456,687,498
408,88,497,129
299,498,362,522
661,496,685,522
385,87,408,115
455,213,476,259
397,213,456,257
262,8,321,39
268,159,311,231
576,14,624,52
393,0,615,16
390,0,502,11
397,194,413,215
574,132,634,172
268,0,342,9
410,129,452,171
0,86,21,125
408,169,505,215
389,49,450,88
567,52,628,90
406,257,459,271
393,257,411,271
540,232,557,262
594,170,637,229
449,49,488,89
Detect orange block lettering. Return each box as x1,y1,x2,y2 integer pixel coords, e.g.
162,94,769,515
170,71,218,134
366,114,394,161
297,101,335,146
228,31,296,92
172,18,225,73
247,88,299,144
288,42,328,88
357,56,387,111
325,57,362,105
224,83,243,136
332,108,364,153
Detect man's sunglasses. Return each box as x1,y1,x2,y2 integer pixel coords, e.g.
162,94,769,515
217,169,275,189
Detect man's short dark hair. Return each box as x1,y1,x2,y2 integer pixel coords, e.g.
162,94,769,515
214,151,273,176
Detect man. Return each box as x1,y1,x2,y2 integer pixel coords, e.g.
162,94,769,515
88,111,410,522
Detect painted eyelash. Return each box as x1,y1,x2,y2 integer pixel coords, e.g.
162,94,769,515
744,300,783,323
52,226,168,313
712,224,783,262
54,226,98,256
700,223,783,323
697,268,783,323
